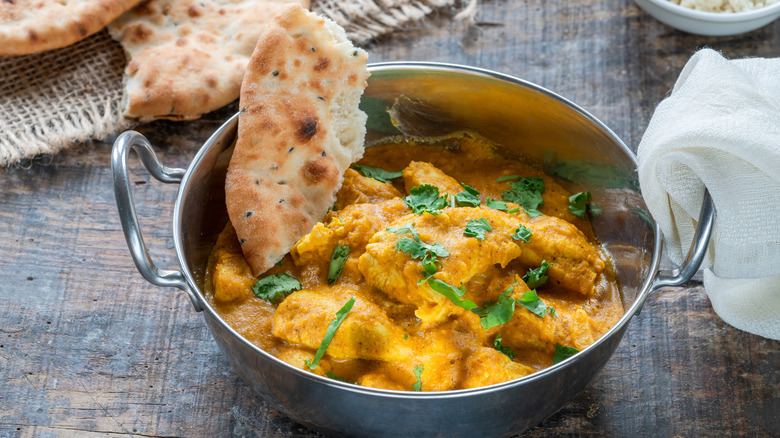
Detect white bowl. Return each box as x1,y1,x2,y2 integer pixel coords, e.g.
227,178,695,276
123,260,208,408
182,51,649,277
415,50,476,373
635,0,780,35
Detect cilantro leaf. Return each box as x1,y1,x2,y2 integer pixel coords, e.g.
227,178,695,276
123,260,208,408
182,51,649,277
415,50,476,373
455,183,481,207
501,177,545,217
352,164,403,183
308,296,355,370
472,285,516,329
523,261,552,289
553,344,579,364
516,289,553,318
496,175,522,182
463,218,493,240
327,245,350,284
427,278,478,310
511,224,533,242
392,223,449,273
387,223,418,236
412,365,424,391
568,192,592,219
486,198,509,211
326,371,348,382
494,334,517,360
396,237,449,266
252,273,301,304
404,184,448,215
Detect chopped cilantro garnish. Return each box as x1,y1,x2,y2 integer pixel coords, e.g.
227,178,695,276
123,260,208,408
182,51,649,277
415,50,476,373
511,224,533,242
471,285,516,329
507,208,520,214
590,202,603,217
427,278,478,310
327,245,350,284
502,177,545,217
463,218,492,240
523,261,551,289
454,183,481,207
387,223,417,236
486,198,509,210
352,164,403,183
568,192,592,219
517,289,553,318
494,334,517,360
308,296,355,370
403,334,409,340
326,370,348,382
252,273,301,304
496,175,522,182
275,260,284,267
396,235,449,267
404,184,448,215
553,344,579,364
412,365,424,391
389,223,448,277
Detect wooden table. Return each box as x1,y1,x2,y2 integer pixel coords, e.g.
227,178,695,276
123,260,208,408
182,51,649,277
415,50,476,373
1,0,778,436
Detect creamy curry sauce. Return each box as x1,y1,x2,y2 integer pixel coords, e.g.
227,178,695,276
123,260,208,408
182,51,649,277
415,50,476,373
204,134,624,392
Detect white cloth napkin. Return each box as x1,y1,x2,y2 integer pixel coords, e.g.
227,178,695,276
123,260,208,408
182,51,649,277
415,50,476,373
637,48,780,341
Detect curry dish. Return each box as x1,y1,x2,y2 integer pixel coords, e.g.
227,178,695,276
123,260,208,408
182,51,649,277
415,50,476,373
205,134,624,391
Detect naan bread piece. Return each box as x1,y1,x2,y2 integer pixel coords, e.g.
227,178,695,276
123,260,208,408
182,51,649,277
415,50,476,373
107,0,308,122
0,0,142,56
225,4,369,275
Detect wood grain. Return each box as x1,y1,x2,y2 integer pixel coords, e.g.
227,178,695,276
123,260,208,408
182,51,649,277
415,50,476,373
1,0,778,436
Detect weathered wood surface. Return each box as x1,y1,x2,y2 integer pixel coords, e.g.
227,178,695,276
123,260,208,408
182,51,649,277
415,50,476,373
1,0,778,436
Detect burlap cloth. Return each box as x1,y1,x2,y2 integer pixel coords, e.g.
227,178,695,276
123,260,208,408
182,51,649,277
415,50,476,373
0,0,472,167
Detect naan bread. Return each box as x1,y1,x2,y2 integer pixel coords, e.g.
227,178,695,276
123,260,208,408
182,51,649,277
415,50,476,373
0,0,142,56
108,0,308,122
225,4,369,275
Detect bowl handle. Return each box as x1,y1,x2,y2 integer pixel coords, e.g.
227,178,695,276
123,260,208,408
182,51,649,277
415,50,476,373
111,131,203,312
650,189,715,291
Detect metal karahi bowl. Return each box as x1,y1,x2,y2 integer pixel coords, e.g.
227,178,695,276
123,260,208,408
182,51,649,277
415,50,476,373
112,63,713,438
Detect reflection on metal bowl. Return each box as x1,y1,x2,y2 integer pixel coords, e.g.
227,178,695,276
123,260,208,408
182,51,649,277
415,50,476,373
112,63,713,438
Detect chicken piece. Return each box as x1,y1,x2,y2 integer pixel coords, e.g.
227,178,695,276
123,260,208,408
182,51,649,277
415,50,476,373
358,373,409,391
361,330,463,392
335,168,403,209
437,135,595,237
275,347,331,377
460,347,535,389
292,198,409,282
272,288,412,362
498,284,602,355
403,161,463,194
514,213,605,296
212,245,257,303
359,206,523,326
399,160,604,297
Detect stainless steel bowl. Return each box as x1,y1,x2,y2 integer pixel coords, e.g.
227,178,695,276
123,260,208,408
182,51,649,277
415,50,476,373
112,63,713,438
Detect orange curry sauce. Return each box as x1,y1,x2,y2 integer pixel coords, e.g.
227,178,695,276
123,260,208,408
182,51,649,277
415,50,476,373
204,134,623,392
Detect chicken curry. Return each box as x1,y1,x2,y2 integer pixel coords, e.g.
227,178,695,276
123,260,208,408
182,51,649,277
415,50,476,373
204,133,624,391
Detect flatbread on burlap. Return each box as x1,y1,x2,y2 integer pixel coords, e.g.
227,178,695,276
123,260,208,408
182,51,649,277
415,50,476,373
225,3,369,275
0,0,142,56
107,0,308,122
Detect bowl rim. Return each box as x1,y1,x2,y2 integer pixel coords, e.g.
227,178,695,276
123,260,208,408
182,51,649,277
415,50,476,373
174,61,664,399
641,0,780,21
